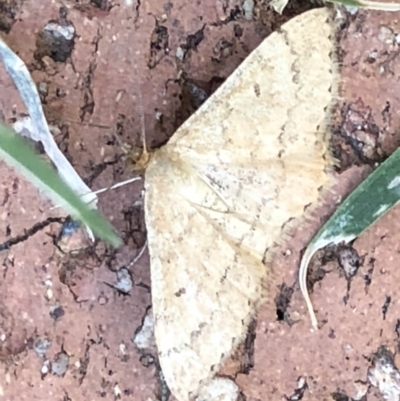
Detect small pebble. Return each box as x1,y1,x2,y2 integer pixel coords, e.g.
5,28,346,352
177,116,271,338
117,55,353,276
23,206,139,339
34,337,52,357
49,304,65,320
338,247,360,278
52,352,69,376
98,295,108,305
115,268,133,293
378,26,394,44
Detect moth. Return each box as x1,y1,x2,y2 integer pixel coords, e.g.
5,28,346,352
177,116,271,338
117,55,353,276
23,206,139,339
143,7,337,400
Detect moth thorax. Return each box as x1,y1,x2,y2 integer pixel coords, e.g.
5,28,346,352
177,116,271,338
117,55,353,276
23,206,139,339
129,146,152,171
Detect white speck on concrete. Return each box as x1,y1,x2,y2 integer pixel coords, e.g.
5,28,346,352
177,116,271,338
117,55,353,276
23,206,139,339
41,360,50,375
46,288,53,300
119,343,127,355
176,46,184,61
114,384,122,397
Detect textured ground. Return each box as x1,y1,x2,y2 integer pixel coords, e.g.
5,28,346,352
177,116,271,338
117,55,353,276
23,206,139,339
1,1,400,400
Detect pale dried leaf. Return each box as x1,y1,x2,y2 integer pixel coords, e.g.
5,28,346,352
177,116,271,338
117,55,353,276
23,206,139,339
0,37,97,206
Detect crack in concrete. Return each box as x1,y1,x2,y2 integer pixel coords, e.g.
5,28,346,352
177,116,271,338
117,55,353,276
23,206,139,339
0,217,63,252
79,28,103,121
275,282,295,325
1,254,14,279
363,258,375,294
382,295,391,320
77,337,99,385
84,157,122,187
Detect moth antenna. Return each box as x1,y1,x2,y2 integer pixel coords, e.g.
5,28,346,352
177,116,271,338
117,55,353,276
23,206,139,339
113,127,128,151
128,239,148,268
50,176,142,210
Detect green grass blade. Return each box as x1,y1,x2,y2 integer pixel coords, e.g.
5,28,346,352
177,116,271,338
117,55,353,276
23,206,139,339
0,123,121,247
271,0,400,14
300,148,400,329
327,0,400,10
